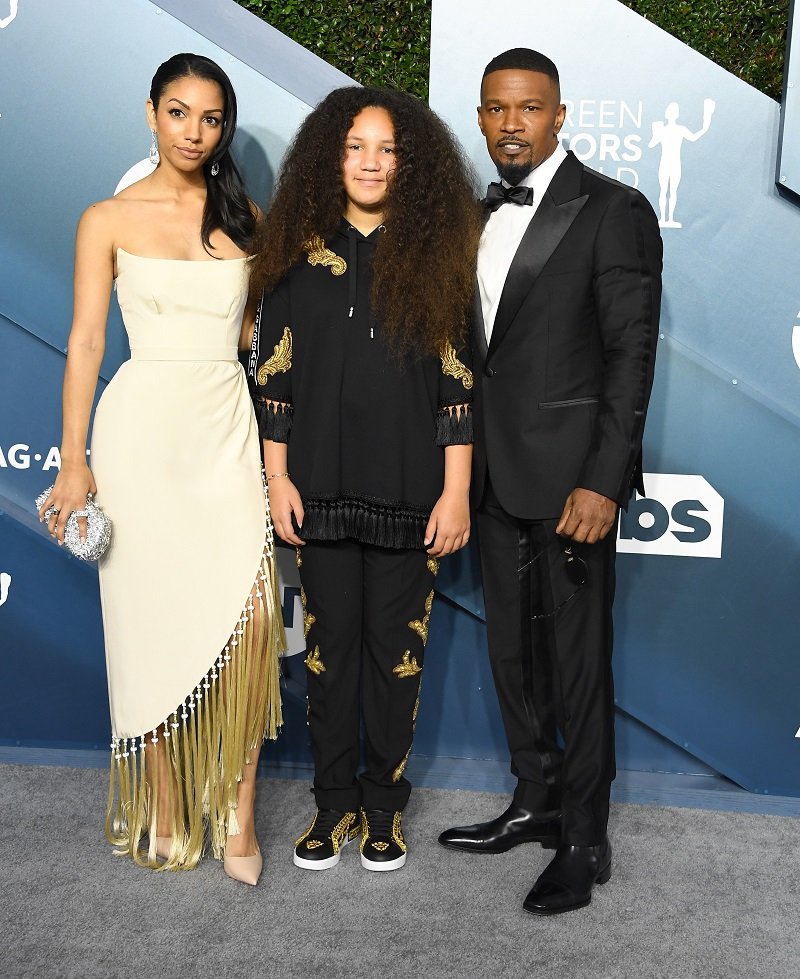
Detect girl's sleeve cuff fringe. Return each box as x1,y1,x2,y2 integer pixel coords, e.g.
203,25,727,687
436,404,473,446
257,400,293,443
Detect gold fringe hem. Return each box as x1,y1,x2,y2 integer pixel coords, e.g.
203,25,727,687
104,478,286,871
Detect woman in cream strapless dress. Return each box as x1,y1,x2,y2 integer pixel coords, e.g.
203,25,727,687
40,55,283,884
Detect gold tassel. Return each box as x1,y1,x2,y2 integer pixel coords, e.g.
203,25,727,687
104,483,286,871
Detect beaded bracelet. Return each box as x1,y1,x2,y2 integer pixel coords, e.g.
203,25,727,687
266,472,290,482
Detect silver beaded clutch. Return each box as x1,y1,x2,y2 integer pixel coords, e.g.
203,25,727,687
35,486,112,561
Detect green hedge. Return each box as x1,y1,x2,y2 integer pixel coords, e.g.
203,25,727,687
622,0,788,100
236,0,788,101
238,1,432,99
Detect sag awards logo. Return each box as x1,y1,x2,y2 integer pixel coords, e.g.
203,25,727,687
561,96,716,229
617,473,724,559
0,444,78,471
0,0,18,29
0,572,11,607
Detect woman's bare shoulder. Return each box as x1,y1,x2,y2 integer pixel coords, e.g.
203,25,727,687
76,198,118,240
78,180,161,242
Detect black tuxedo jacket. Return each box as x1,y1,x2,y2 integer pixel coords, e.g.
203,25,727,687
472,150,663,520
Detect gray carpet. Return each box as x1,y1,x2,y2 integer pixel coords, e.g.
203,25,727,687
1,764,799,979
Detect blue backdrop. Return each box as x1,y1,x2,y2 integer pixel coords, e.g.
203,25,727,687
1,0,798,799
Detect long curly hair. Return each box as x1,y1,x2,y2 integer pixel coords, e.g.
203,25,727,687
249,86,482,358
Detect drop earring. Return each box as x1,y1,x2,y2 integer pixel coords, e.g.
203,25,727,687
149,130,159,166
210,161,220,177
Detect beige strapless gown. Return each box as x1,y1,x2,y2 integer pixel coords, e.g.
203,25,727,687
90,249,284,869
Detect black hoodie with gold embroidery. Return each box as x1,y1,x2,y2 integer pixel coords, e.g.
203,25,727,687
254,219,472,549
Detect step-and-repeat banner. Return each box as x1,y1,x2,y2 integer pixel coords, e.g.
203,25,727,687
1,0,798,796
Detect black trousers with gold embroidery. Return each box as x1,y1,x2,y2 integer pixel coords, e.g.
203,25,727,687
298,538,436,812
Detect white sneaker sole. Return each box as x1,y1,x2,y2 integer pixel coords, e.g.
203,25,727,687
360,851,407,872
293,831,355,871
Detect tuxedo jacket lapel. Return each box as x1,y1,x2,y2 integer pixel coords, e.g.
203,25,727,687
488,152,589,357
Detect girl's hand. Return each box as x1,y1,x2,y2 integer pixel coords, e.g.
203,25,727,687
267,476,305,546
38,462,97,545
424,490,470,557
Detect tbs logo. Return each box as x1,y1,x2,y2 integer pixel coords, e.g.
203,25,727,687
618,474,724,558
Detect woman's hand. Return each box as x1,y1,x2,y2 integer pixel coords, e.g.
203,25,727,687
39,462,97,545
267,476,305,546
424,490,470,557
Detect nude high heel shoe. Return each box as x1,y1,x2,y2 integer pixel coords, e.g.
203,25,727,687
223,808,263,885
156,837,172,860
224,845,263,885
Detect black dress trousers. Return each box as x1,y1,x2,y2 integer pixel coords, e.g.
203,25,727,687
298,538,436,812
477,479,617,846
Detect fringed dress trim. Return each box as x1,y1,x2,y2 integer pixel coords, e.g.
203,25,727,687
104,476,286,871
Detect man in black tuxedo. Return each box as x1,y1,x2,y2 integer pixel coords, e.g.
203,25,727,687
439,48,662,915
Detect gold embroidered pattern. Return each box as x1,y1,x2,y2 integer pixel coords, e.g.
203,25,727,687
407,590,434,646
295,547,303,569
305,645,326,675
304,234,347,275
440,340,474,390
427,557,440,577
393,651,422,679
392,689,421,783
392,750,410,783
256,326,292,386
392,811,407,852
300,588,316,638
295,810,358,853
359,810,407,853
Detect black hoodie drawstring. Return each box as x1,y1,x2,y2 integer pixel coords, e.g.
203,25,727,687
347,224,377,339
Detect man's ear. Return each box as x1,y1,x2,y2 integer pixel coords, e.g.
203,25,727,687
554,103,566,136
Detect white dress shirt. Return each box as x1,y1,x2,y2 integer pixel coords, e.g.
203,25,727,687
478,141,568,345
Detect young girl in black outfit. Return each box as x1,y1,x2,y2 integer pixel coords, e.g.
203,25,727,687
250,87,481,872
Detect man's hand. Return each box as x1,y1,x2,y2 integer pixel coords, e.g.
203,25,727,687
556,488,617,544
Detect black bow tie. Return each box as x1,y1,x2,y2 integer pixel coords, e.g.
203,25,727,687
484,182,534,213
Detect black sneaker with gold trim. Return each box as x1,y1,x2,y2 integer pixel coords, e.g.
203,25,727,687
360,809,407,872
293,809,361,871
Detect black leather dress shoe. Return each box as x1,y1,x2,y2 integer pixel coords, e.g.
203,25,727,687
437,803,561,853
523,837,612,915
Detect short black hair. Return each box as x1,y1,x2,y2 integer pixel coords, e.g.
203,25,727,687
482,48,560,95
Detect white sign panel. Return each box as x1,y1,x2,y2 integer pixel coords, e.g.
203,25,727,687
618,474,724,559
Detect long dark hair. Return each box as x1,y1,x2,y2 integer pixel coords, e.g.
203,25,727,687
249,86,482,358
150,53,255,254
